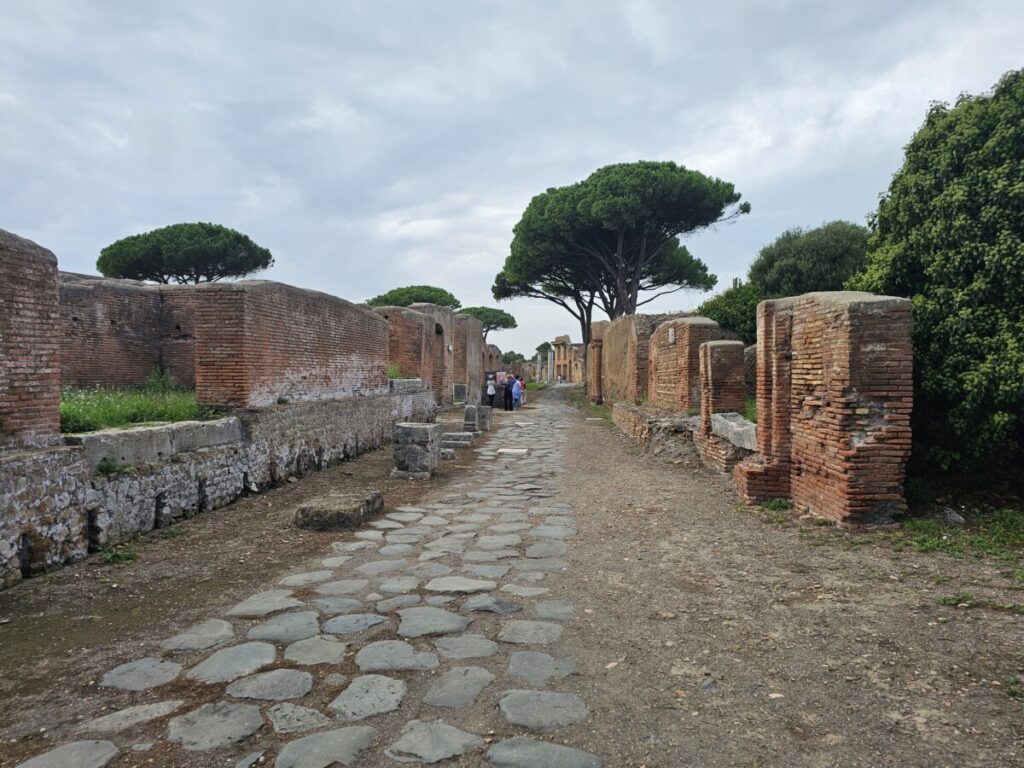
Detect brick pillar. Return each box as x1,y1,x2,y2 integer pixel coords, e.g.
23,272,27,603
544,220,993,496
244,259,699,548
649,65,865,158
734,298,796,502
788,292,913,525
698,341,746,435
587,340,603,403
194,285,250,409
0,230,61,451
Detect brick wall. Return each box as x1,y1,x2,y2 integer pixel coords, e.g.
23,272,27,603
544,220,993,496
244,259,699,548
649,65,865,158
58,273,197,388
482,344,502,374
453,314,483,404
195,281,389,409
0,230,61,450
374,306,435,388
647,317,723,412
735,292,912,525
586,340,603,402
694,340,748,472
409,303,455,406
601,313,683,404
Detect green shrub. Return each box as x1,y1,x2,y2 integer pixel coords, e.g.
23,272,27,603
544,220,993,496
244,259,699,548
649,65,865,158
697,280,760,344
387,364,402,380
849,69,1024,475
744,396,757,423
60,369,203,433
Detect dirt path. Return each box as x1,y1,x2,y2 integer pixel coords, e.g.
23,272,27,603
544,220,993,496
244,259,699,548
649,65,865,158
1,387,1021,767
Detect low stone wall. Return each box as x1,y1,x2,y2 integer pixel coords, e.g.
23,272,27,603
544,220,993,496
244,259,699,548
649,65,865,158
0,382,434,588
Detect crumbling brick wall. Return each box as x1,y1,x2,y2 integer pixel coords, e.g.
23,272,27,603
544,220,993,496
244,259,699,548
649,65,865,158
195,281,389,409
453,314,483,404
735,292,912,525
409,303,454,407
483,344,502,374
693,340,748,471
0,230,61,451
601,313,683,404
647,317,723,412
587,340,603,402
58,273,197,388
374,306,435,388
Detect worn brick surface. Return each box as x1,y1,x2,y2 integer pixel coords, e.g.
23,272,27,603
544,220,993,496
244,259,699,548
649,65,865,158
409,303,455,407
694,341,748,472
453,314,483,404
375,306,435,387
586,340,603,403
194,281,388,409
601,313,683,404
0,229,61,451
647,317,723,413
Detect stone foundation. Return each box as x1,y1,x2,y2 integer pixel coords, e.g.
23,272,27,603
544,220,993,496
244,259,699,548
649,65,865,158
392,423,442,479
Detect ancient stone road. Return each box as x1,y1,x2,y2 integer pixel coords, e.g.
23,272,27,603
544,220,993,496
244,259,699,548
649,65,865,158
19,395,603,767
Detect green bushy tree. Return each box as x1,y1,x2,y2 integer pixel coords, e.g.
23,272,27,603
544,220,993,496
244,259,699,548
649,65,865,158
97,222,273,283
749,220,868,297
849,69,1024,474
367,285,461,309
696,279,761,344
457,306,517,340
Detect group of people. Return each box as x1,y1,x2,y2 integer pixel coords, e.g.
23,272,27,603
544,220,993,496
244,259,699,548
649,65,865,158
486,374,527,411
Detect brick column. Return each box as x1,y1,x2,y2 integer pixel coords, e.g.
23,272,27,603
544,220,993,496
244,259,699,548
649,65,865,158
698,341,746,435
586,340,603,403
0,230,61,451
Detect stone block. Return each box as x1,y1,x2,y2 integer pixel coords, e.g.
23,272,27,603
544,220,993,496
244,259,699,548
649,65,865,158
477,406,492,432
463,405,479,433
294,492,384,530
442,432,474,448
392,422,442,479
711,412,757,451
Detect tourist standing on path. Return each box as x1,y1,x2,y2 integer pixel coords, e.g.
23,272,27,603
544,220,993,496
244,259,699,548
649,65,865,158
519,376,527,404
486,378,496,407
503,375,515,411
512,376,523,410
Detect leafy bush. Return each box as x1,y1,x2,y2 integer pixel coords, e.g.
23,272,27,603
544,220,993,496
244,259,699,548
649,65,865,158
697,280,761,344
849,69,1024,475
749,221,868,297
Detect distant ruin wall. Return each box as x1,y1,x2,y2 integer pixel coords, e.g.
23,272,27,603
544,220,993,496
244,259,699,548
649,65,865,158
0,230,61,451
453,314,483,404
0,382,434,588
647,317,723,412
195,281,389,409
375,306,435,386
409,303,455,407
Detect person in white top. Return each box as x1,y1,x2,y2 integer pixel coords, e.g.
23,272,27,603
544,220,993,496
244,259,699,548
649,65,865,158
486,378,496,407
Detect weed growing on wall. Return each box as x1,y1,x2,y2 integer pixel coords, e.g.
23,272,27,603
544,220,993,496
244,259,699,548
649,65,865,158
60,367,205,432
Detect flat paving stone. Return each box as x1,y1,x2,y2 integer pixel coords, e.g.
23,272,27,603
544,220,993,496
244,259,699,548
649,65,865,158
486,736,604,767
386,534,425,545
279,570,334,587
329,674,407,720
274,726,376,768
284,635,348,666
454,513,491,523
355,640,439,671
378,543,416,557
387,511,423,523
334,540,375,551
419,515,448,526
543,515,575,527
312,596,364,614
321,555,353,568
353,530,384,541
161,619,234,651
425,576,496,593
167,701,263,750
498,620,563,645
354,559,408,577
463,564,510,579
424,539,465,553
464,548,518,561
369,519,404,529
425,595,456,607
14,741,118,768
513,557,569,573
406,562,452,578
267,703,331,734
524,540,568,558
385,719,484,764
100,657,181,691
226,590,303,617
226,668,313,700
317,579,370,595
248,611,320,643
418,551,448,563
397,606,470,638
507,651,576,686
186,641,276,683
477,534,522,549
376,594,421,612
489,522,532,533
376,576,419,594
501,584,549,598
528,525,576,539
434,633,500,659
445,523,479,533
463,594,522,615
423,666,495,708
535,599,576,621
498,690,589,731
77,700,183,734
323,613,387,634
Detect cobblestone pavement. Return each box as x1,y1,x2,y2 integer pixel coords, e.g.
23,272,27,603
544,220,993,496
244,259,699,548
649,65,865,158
17,395,603,767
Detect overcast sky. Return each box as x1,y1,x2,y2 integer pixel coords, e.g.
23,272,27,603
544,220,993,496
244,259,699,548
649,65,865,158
2,2,1021,355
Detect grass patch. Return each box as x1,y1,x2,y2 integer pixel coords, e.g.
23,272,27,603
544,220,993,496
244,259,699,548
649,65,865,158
891,510,1024,564
937,591,974,606
61,369,207,433
1006,677,1024,700
762,498,793,512
154,525,185,540
99,546,137,565
525,382,547,391
568,388,612,423
745,396,757,423
95,456,130,477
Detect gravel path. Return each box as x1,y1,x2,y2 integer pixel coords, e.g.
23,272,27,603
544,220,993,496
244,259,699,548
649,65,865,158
8,386,1023,767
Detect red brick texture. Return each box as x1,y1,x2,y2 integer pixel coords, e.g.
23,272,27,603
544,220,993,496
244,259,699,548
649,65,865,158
647,317,723,412
586,340,603,402
58,274,198,388
601,313,683,404
194,281,389,409
409,303,455,406
453,314,484,404
482,344,502,374
693,341,748,472
735,292,913,525
0,230,61,450
374,306,435,386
